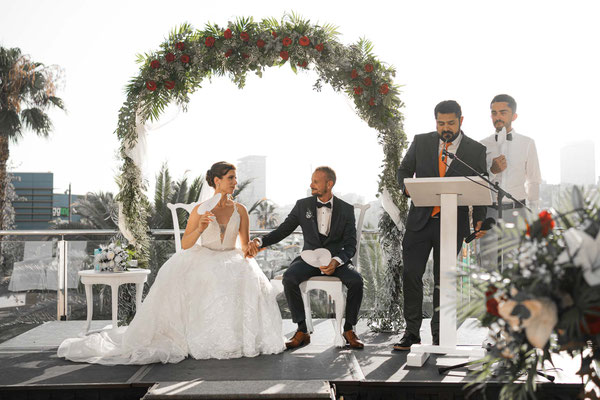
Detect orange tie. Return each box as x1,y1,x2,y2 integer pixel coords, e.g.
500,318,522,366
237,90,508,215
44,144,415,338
432,142,452,217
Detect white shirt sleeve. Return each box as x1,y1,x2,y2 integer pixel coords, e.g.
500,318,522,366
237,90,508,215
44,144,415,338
525,139,542,208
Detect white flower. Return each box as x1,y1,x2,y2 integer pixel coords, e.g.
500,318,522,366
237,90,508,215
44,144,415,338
108,243,115,250
114,256,122,264
109,261,115,267
115,246,122,253
557,228,600,286
107,251,115,260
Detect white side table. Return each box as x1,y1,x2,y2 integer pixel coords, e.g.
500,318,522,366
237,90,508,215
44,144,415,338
79,268,151,333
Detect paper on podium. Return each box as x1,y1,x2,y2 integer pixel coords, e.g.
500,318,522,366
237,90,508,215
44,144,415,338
301,249,332,268
404,176,492,207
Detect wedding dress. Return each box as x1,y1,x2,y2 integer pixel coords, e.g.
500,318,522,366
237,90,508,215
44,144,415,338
58,204,285,365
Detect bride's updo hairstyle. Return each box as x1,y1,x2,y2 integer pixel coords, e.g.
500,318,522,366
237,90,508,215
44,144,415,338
206,161,236,188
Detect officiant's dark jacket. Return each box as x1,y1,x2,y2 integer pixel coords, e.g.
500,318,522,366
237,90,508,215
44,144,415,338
397,131,488,238
260,195,357,265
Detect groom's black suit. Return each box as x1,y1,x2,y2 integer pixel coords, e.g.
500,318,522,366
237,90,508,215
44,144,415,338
259,195,363,327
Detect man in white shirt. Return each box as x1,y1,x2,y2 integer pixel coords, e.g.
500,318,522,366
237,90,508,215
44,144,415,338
479,94,542,269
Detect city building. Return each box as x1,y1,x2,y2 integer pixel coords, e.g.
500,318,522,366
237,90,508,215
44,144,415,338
236,156,266,228
560,141,596,186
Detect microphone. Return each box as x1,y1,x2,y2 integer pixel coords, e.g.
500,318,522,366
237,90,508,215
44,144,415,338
465,217,495,243
441,137,449,162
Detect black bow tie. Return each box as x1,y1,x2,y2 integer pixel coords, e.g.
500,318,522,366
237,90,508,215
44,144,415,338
495,133,513,141
316,202,332,209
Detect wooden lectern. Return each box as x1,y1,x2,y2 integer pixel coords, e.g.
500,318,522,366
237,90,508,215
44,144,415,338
403,176,492,367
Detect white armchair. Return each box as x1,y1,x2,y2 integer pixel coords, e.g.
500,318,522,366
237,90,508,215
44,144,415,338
167,202,197,252
271,203,371,347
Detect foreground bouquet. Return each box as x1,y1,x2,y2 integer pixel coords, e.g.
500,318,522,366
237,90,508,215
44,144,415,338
94,242,135,272
463,187,600,399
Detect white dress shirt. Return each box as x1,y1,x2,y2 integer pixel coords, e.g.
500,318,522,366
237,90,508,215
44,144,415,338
317,197,342,266
480,129,541,210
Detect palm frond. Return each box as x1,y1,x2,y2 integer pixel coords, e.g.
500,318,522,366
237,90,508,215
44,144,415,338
357,37,375,58
20,108,52,136
233,178,253,198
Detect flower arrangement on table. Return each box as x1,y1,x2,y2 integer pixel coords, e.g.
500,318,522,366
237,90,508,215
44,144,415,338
463,187,600,399
94,242,136,272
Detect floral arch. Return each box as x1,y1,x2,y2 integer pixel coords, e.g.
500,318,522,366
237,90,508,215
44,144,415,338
115,14,408,266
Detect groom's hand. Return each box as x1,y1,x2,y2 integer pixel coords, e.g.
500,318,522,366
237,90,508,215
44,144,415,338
319,259,340,276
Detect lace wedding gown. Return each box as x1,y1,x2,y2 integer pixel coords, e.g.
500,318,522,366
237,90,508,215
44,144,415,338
58,205,285,365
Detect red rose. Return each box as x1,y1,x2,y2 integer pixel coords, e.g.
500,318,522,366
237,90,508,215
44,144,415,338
272,31,278,38
242,53,250,59
240,31,250,42
580,307,600,335
363,77,372,86
369,97,375,106
150,60,160,69
354,87,363,95
224,28,232,39
379,83,389,94
485,286,501,317
164,80,175,90
539,210,555,237
205,36,215,48
224,49,233,58
299,36,310,46
256,39,265,48
165,52,175,62
315,43,324,52
180,54,190,63
297,60,308,68
282,37,292,46
351,69,358,79
365,63,374,72
146,81,157,91
175,42,185,50
279,50,289,60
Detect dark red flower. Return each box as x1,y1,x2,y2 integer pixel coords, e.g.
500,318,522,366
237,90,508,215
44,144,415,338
365,63,374,72
539,210,555,237
369,97,375,106
485,286,501,317
282,37,292,46
299,36,310,46
315,43,324,52
150,60,160,69
354,86,363,95
363,77,372,86
146,81,157,91
205,36,215,48
379,83,389,94
297,60,308,68
240,31,250,42
580,307,600,335
351,69,358,79
164,80,175,90
272,31,278,38
279,50,289,60
224,29,232,39
180,54,190,63
242,53,250,59
256,39,265,48
165,52,175,62
175,42,185,51
224,49,233,58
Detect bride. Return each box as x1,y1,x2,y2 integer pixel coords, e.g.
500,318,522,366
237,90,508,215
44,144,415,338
58,161,285,364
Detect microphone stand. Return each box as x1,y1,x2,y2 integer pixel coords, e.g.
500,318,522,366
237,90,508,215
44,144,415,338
438,149,546,377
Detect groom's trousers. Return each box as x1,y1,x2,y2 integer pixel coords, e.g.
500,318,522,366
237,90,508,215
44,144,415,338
282,257,363,326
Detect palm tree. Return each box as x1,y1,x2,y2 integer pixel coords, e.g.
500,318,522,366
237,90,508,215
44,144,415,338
0,46,65,229
253,199,279,229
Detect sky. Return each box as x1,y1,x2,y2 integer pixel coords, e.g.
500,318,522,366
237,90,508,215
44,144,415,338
2,0,600,206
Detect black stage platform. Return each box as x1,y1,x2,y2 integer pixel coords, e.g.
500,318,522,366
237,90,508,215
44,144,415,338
0,319,583,399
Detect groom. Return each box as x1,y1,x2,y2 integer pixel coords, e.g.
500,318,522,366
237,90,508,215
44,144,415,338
247,166,364,349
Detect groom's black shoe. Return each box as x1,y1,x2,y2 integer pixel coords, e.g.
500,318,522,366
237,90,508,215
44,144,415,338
392,333,421,351
286,331,311,349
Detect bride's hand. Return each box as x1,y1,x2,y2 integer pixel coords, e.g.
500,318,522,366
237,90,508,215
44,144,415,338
197,212,214,232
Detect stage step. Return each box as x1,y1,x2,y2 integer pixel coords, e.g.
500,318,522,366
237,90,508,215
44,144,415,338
142,380,334,399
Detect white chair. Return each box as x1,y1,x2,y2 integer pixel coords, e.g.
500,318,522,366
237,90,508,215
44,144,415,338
167,202,198,252
271,203,371,347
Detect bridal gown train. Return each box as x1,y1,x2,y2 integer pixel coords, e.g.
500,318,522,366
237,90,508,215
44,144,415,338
58,205,285,365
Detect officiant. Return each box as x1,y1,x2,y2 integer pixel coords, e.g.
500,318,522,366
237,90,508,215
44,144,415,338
248,167,364,349
394,100,489,351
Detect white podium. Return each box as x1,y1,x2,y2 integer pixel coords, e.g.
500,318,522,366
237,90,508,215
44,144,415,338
403,176,492,367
